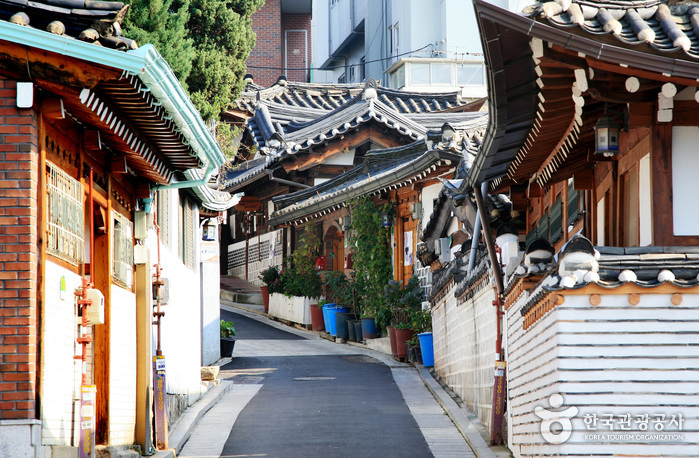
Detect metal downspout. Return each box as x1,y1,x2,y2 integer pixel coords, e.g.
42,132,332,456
268,171,311,189
152,164,215,191
467,182,486,273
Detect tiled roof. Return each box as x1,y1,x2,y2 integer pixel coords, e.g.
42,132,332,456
518,246,699,317
0,0,135,50
268,139,463,227
233,77,470,115
220,157,269,192
529,0,699,60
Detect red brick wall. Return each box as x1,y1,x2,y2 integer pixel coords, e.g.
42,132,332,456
247,0,313,87
282,14,312,83
0,77,39,420
248,0,282,87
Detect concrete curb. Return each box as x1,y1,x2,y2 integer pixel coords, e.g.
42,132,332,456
416,365,498,458
168,380,234,455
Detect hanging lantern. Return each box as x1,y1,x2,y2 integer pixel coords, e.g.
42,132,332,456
594,113,620,157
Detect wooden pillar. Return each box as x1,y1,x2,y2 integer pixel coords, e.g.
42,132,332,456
93,174,112,444
135,246,153,452
651,123,673,245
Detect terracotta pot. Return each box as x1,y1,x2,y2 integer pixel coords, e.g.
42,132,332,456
388,326,397,357
260,285,269,312
395,328,416,359
310,304,325,332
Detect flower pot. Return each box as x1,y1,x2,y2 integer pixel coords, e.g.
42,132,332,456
395,328,416,360
361,317,377,339
260,285,269,312
387,326,397,357
335,312,353,340
353,320,363,342
310,304,325,332
220,337,236,358
418,332,434,367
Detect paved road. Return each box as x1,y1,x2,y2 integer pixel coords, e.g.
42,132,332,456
180,307,476,457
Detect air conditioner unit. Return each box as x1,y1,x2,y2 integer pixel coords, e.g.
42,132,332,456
84,288,105,325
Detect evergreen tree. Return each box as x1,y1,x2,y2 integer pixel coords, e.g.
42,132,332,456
124,0,262,121
123,0,195,88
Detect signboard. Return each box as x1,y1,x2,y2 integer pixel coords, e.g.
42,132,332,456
235,196,260,212
154,356,168,450
200,241,219,263
490,360,507,445
79,385,96,458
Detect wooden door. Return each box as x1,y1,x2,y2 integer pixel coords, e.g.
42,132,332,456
400,216,418,285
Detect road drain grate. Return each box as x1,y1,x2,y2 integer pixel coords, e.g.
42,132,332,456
294,376,336,381
342,355,381,364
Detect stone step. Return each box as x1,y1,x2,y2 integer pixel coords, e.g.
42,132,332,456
220,289,263,305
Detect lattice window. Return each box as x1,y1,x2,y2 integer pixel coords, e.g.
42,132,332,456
157,190,169,247
568,182,579,226
46,161,84,266
178,195,195,269
112,211,133,288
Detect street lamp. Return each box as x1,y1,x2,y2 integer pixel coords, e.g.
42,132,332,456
202,219,216,241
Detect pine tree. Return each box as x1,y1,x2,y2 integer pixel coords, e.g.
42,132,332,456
123,0,195,88
124,0,262,121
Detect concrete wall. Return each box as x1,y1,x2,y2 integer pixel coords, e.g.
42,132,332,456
506,290,699,457
432,281,497,429
201,261,220,366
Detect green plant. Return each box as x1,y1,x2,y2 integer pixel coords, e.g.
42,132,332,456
317,298,329,310
324,271,362,317
384,276,426,330
347,196,393,330
260,266,283,294
280,225,323,298
220,320,236,338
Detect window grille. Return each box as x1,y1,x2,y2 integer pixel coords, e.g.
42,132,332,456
46,161,84,266
112,211,133,288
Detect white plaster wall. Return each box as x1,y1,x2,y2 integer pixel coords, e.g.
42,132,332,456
41,261,82,446
506,290,699,457
672,127,699,236
108,285,137,446
432,282,498,428
201,261,220,365
421,183,441,234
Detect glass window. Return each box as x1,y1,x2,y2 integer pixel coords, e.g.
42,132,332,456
431,63,452,85
390,65,405,89
457,63,484,86
411,63,430,85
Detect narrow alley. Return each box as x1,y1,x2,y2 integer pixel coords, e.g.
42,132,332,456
173,304,501,458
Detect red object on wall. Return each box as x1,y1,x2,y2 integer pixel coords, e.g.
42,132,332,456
344,253,353,269
314,256,326,271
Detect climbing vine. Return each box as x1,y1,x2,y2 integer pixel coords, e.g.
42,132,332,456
347,196,394,330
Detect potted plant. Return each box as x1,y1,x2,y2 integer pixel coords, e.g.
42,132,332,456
311,299,327,332
384,276,425,360
220,319,236,357
260,266,280,313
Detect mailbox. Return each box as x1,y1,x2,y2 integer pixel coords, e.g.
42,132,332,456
84,288,104,325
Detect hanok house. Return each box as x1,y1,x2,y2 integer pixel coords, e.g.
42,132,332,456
446,0,699,455
221,76,486,287
0,1,228,456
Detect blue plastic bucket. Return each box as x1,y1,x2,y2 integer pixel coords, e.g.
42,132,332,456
330,306,349,336
418,332,434,367
322,304,336,334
